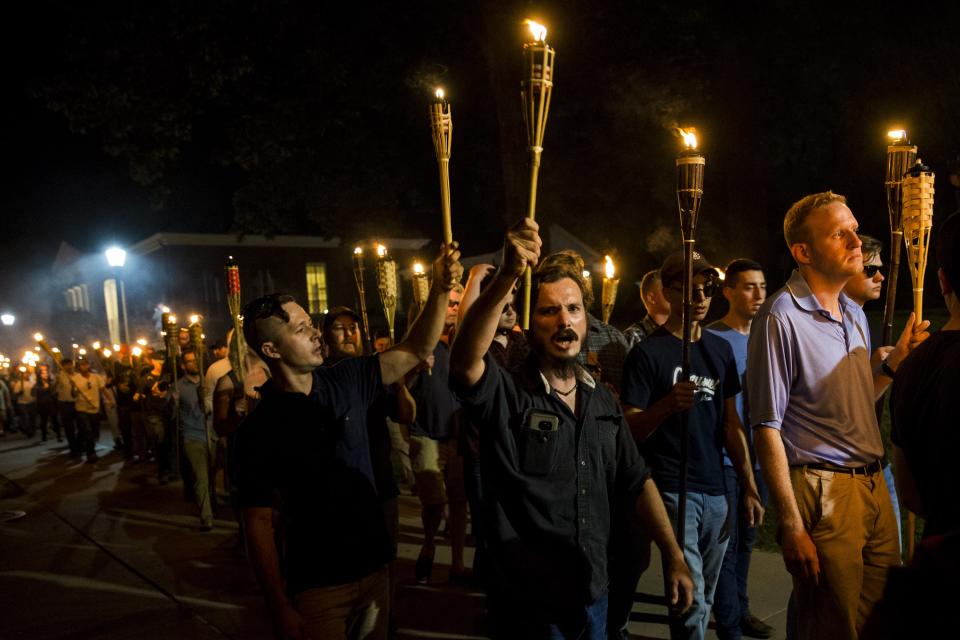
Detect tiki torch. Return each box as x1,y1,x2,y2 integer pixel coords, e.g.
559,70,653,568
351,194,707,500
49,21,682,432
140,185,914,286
881,130,918,347
601,255,619,325
675,127,705,545
900,158,934,560
376,244,398,342
430,88,454,246
225,256,248,384
188,314,205,387
162,311,181,478
411,261,430,315
352,247,373,351
519,19,555,329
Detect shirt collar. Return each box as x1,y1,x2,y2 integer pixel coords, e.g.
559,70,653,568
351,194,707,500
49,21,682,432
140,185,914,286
519,353,597,394
785,269,854,323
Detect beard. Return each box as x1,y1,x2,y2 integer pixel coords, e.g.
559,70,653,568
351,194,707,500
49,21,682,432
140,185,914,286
531,328,580,380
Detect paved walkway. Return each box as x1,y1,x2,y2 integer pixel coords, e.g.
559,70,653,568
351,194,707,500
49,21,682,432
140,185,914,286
0,433,793,639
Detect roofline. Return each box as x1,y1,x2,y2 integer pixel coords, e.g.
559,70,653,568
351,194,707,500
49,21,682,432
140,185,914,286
129,232,344,255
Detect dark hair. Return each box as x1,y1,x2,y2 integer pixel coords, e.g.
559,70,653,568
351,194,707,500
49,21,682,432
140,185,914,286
241,294,296,357
532,251,594,310
938,212,960,294
859,234,883,261
60,358,73,366
373,328,392,341
723,259,764,288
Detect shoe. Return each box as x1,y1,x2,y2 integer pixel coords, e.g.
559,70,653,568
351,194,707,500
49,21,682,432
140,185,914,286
200,522,213,532
86,455,98,464
740,613,774,639
415,548,434,584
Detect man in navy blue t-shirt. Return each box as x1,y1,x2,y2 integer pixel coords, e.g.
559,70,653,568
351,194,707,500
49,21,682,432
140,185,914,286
236,245,463,640
621,251,763,640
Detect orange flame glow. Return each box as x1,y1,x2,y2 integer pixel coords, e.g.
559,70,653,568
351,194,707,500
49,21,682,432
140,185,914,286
376,244,387,258
677,128,698,150
887,129,907,142
413,262,424,275
435,88,445,100
525,19,547,42
604,255,615,279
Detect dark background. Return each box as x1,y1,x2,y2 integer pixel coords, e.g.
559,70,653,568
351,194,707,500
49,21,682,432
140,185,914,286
2,0,959,334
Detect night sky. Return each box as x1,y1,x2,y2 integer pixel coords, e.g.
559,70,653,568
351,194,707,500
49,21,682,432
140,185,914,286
3,1,959,329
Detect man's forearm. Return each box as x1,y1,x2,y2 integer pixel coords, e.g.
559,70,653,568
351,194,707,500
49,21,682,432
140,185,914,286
724,408,759,495
754,426,803,530
635,478,684,560
450,271,515,381
243,509,291,612
622,401,673,443
404,282,450,361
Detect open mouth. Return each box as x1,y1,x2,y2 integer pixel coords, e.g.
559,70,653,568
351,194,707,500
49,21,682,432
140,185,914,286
552,330,579,349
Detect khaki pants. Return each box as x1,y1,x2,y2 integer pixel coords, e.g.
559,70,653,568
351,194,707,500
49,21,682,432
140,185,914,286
409,435,465,506
294,567,389,640
183,439,214,526
790,466,900,640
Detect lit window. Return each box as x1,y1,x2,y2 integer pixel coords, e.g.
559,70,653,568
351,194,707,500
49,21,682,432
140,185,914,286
305,263,328,314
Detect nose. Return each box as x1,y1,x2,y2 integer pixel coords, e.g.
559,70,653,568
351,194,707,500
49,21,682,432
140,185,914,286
558,307,573,327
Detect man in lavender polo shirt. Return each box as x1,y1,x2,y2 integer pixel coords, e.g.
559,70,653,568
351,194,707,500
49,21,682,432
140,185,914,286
747,191,929,640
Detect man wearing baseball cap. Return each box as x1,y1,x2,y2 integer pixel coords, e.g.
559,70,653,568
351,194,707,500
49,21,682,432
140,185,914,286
620,250,763,640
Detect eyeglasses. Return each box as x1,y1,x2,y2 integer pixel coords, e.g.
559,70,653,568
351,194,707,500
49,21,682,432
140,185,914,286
502,302,516,314
668,283,719,299
863,265,884,278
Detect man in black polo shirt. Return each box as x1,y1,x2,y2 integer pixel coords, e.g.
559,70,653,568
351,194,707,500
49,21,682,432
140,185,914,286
236,244,462,640
450,219,692,639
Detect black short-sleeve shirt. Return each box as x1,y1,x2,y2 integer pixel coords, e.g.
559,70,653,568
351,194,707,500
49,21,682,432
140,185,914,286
409,341,461,440
235,355,392,594
453,353,649,608
621,328,740,495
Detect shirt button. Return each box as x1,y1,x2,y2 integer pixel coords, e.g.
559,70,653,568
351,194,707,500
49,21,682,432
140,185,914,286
580,460,586,466
581,489,587,495
581,518,586,524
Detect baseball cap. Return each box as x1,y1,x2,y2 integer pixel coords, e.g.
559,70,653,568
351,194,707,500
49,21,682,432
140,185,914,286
322,306,361,333
659,250,719,288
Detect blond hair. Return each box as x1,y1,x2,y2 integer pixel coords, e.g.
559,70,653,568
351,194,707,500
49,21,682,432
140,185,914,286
783,191,847,247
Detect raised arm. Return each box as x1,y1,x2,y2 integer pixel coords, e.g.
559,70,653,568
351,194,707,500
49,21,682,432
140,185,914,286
450,219,541,387
872,312,930,400
457,263,496,328
379,243,463,386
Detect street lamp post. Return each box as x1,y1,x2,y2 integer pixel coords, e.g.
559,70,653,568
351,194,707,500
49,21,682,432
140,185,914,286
105,247,130,350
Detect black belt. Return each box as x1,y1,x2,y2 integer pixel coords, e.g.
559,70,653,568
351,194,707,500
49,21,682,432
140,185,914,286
800,460,883,476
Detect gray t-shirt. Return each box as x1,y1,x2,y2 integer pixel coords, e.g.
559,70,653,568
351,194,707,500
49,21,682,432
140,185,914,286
746,270,883,466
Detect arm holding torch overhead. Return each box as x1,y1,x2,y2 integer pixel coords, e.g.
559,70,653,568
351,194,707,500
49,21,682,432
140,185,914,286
379,243,463,385
451,219,542,387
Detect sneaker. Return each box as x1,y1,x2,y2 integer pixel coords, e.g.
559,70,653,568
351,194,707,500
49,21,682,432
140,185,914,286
740,613,774,639
415,548,434,584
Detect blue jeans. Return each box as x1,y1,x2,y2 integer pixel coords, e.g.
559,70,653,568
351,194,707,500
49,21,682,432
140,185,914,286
883,463,902,553
713,468,770,639
490,593,608,639
661,491,729,640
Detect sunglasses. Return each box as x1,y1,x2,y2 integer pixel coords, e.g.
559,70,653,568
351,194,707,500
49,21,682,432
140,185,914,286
668,283,720,299
863,265,884,278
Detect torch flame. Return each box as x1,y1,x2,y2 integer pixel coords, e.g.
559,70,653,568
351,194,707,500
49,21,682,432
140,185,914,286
525,19,547,42
137,338,147,346
102,349,112,358
189,314,200,325
677,128,698,150
413,262,424,275
435,87,445,100
33,332,43,342
354,246,363,255
132,346,143,357
376,244,387,258
113,344,121,351
887,129,907,142
92,341,101,350
604,255,615,279
52,347,60,353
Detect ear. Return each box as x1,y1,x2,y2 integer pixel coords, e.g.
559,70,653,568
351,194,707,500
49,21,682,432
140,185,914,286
259,342,282,361
939,267,954,297
790,242,812,266
722,285,734,303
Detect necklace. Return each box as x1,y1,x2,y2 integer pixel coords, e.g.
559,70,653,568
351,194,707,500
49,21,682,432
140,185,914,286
554,383,577,397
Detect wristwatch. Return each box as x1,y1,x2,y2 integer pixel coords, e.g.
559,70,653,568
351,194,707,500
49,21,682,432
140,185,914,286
880,359,896,378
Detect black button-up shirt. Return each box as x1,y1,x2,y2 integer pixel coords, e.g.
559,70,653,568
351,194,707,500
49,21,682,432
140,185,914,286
454,353,649,608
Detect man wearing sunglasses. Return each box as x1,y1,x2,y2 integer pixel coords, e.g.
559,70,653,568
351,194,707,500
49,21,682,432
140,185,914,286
235,244,462,640
620,250,763,640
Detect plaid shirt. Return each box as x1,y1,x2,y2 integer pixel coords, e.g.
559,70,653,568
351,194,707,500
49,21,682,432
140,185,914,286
623,315,661,350
577,314,629,392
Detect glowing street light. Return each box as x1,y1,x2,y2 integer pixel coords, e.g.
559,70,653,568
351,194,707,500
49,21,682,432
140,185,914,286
104,246,130,349
104,247,127,268
1,314,13,326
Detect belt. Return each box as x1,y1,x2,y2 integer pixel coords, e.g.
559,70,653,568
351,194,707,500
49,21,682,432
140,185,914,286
800,460,883,476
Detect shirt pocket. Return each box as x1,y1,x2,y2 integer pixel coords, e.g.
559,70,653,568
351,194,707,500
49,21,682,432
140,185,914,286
596,414,621,470
518,408,562,476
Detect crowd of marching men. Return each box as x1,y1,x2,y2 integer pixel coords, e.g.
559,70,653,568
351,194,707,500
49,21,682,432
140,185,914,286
2,195,958,640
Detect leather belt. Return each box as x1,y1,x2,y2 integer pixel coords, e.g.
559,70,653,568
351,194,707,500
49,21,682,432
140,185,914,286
799,460,883,476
